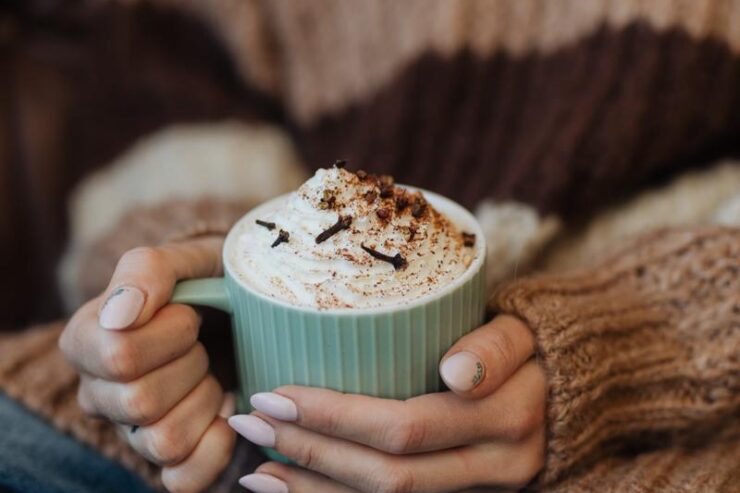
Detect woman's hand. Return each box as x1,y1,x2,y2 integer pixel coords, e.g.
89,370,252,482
59,237,236,493
229,315,546,493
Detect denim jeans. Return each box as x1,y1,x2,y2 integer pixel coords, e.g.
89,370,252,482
0,393,155,493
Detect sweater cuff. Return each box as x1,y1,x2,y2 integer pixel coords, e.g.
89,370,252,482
60,198,251,309
494,227,740,484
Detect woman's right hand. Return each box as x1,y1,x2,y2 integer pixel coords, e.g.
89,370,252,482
60,237,236,493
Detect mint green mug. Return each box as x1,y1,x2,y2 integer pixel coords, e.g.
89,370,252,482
172,189,486,413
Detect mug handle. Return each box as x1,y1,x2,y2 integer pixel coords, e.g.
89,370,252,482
171,278,232,314
173,278,293,464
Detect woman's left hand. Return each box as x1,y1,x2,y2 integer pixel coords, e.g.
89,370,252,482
229,315,546,493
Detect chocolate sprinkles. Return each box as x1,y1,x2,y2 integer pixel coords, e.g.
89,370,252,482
395,194,409,211
361,244,407,270
364,190,377,203
462,232,476,247
256,219,276,230
316,215,353,243
411,197,427,218
333,159,347,169
379,174,395,198
319,189,337,210
407,224,418,242
379,183,394,198
271,229,290,248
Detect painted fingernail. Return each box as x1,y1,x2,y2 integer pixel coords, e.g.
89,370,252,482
439,351,485,392
99,286,145,330
228,415,275,447
239,473,288,493
250,392,297,421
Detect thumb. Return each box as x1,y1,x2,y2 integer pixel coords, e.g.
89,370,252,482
439,314,535,399
98,236,224,330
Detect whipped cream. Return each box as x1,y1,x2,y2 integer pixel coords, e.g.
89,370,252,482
229,167,475,309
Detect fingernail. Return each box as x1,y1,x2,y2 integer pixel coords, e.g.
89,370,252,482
239,473,288,493
250,393,297,421
228,415,275,447
99,286,145,330
219,392,236,418
439,351,485,392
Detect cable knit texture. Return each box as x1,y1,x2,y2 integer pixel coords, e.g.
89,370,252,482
8,0,740,325
0,198,254,491
546,422,740,493
496,227,740,484
2,1,740,492
65,198,251,305
2,225,738,493
0,324,162,488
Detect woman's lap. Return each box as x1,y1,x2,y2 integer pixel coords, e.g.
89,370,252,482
0,393,155,493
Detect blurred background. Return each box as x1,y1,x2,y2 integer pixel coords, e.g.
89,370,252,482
2,0,740,332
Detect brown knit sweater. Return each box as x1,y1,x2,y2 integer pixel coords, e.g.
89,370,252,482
497,227,740,486
6,0,740,327
2,1,740,492
1,214,738,491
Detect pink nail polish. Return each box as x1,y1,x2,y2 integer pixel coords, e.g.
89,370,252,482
439,351,484,392
228,415,276,447
99,286,145,330
250,393,297,421
239,473,288,493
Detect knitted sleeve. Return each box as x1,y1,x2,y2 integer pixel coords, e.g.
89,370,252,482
0,198,260,490
0,323,163,489
64,198,252,305
494,227,740,484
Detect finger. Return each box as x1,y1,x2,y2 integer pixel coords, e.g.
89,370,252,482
79,343,209,425
250,362,544,454
124,375,223,465
219,392,236,418
61,301,201,382
230,413,544,492
98,236,223,330
161,417,236,493
439,314,534,397
246,461,359,493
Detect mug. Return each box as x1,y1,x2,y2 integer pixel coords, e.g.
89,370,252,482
172,189,487,444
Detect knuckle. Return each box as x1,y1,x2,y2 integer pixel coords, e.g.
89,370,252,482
503,414,533,442
503,406,543,442
120,383,159,425
192,342,210,370
169,305,201,339
121,246,163,269
160,420,234,492
371,463,415,493
103,337,139,381
292,440,322,470
317,404,345,436
488,330,517,373
384,412,426,454
148,423,191,465
59,303,95,363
